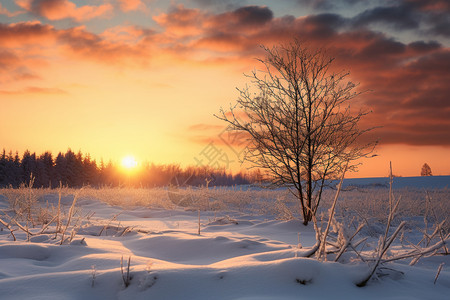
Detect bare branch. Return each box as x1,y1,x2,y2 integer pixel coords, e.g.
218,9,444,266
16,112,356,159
216,40,376,225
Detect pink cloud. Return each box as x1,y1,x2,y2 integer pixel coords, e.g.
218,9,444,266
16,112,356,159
1,4,449,147
117,0,145,12
16,0,113,22
0,21,56,46
153,5,206,37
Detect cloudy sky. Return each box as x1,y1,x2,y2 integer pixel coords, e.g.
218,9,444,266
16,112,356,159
0,0,449,177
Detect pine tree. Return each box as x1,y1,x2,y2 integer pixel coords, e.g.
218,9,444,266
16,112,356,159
0,149,7,186
21,150,37,186
421,163,432,176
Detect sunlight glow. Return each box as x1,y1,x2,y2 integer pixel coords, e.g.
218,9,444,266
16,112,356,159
121,155,138,169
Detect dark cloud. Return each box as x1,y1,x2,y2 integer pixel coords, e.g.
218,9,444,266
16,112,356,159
354,48,450,146
426,14,450,37
206,5,273,30
294,0,379,10
407,40,441,53
405,0,450,14
353,6,419,30
294,0,335,10
191,0,246,10
407,49,450,73
230,6,273,26
364,128,450,146
300,13,347,38
296,0,450,38
357,37,406,59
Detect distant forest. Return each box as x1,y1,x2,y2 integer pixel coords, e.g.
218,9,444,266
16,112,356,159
0,149,263,188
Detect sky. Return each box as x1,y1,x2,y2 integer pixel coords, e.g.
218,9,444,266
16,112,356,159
0,0,449,178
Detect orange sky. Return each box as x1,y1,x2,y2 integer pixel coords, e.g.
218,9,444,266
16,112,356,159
0,0,449,178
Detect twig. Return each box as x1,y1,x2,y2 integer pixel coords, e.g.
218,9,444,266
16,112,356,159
121,256,132,287
55,182,62,239
318,163,347,261
434,263,444,284
373,234,450,264
37,214,58,235
334,223,364,262
98,212,122,236
60,190,81,245
198,210,201,235
356,162,407,287
91,265,97,287
0,216,16,241
356,221,406,287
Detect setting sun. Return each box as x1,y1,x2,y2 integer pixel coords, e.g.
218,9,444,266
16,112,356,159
121,155,138,169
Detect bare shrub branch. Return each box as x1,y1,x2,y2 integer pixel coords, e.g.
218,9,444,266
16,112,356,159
216,40,376,224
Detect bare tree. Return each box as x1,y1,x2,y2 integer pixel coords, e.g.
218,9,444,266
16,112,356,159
216,40,376,225
421,163,432,176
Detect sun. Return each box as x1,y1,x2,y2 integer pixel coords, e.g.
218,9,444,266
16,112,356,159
121,155,138,169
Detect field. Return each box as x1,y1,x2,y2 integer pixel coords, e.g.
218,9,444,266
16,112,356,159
0,177,449,299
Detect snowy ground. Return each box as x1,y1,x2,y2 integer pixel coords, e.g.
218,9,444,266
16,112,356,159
0,182,449,299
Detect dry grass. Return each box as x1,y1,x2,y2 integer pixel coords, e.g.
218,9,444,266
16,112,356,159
2,185,448,223
1,184,448,242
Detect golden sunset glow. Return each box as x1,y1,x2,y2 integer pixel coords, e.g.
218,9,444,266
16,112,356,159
0,0,449,177
121,155,138,170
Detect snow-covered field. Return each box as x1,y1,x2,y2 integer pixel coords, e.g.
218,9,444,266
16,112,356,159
0,178,449,299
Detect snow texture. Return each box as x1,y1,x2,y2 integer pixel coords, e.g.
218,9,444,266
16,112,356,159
0,177,449,299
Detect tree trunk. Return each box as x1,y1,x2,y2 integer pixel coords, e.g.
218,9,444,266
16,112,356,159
302,207,312,225
298,188,310,226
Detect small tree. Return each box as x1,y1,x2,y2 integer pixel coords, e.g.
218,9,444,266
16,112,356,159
421,163,432,176
216,40,376,225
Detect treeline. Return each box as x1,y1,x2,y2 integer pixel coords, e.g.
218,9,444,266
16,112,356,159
0,149,263,188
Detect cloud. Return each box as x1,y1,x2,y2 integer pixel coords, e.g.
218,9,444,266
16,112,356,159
1,3,448,147
0,50,20,70
295,1,450,37
16,0,113,22
152,4,449,146
405,0,450,13
117,0,145,12
153,5,206,38
100,25,155,44
351,1,450,37
0,21,56,46
0,21,155,65
155,6,347,54
293,0,375,10
0,51,39,82
353,6,419,30
0,86,67,95
0,20,157,87
154,5,273,36
0,23,55,83
57,25,155,65
353,47,450,146
192,0,246,8
0,3,25,17
218,5,273,27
